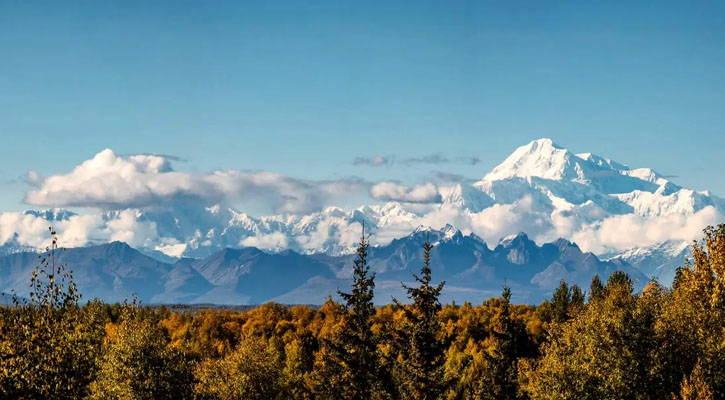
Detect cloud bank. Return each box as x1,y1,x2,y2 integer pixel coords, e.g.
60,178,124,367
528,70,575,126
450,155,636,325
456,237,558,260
3,147,724,259
1,197,722,257
24,149,369,215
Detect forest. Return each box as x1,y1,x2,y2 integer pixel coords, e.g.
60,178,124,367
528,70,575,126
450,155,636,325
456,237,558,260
1,224,724,400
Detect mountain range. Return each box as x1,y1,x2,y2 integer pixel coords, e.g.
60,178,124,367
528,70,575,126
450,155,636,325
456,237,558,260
0,225,648,305
1,138,722,300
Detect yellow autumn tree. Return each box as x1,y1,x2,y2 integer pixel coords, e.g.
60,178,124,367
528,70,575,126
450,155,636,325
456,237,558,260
195,334,289,400
521,274,663,399
656,224,725,398
89,299,195,399
0,228,105,399
677,361,714,400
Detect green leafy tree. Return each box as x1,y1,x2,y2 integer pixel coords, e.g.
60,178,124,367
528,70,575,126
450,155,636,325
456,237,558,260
394,237,447,400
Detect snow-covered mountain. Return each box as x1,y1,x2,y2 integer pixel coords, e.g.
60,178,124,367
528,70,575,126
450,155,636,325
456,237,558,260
1,138,722,286
607,240,691,286
476,138,723,217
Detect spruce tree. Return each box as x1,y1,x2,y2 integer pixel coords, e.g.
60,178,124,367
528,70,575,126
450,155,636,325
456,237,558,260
672,266,686,290
589,274,605,302
472,284,525,400
551,280,571,323
606,271,633,293
394,236,447,400
570,284,585,307
314,223,387,400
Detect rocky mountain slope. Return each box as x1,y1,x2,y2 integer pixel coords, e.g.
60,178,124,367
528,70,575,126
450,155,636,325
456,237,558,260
0,226,648,305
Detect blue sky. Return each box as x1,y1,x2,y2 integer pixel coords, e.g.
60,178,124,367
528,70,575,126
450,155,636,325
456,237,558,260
1,1,724,212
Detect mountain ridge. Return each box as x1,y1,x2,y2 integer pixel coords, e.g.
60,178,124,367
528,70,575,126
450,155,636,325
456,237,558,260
0,226,649,305
1,138,721,286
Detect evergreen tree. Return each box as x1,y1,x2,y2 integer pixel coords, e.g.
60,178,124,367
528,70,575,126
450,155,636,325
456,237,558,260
570,284,585,308
283,331,317,399
394,236,447,400
672,266,686,291
589,274,605,302
465,285,528,400
678,361,714,400
606,271,633,293
551,281,571,323
313,223,388,400
488,285,519,399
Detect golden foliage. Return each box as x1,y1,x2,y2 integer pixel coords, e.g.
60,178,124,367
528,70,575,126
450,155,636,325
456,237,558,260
3,224,725,399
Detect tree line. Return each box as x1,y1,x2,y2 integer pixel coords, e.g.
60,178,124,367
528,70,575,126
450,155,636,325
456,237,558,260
1,224,724,399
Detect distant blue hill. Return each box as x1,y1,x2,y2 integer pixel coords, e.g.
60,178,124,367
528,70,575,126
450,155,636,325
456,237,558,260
0,227,648,305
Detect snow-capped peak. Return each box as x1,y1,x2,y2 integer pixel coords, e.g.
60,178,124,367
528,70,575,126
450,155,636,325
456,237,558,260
483,138,578,181
498,232,531,246
407,224,463,245
482,138,649,186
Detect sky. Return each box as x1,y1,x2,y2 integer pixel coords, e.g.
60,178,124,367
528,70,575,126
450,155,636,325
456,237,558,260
1,1,724,213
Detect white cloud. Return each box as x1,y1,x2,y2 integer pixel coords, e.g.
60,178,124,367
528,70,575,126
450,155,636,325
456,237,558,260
1,196,722,259
571,206,724,254
56,215,104,248
364,197,722,254
0,212,53,248
24,149,370,214
353,154,480,166
293,218,364,254
469,195,552,244
240,232,289,251
0,209,161,250
24,149,201,209
6,148,724,259
105,209,159,248
370,182,442,204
